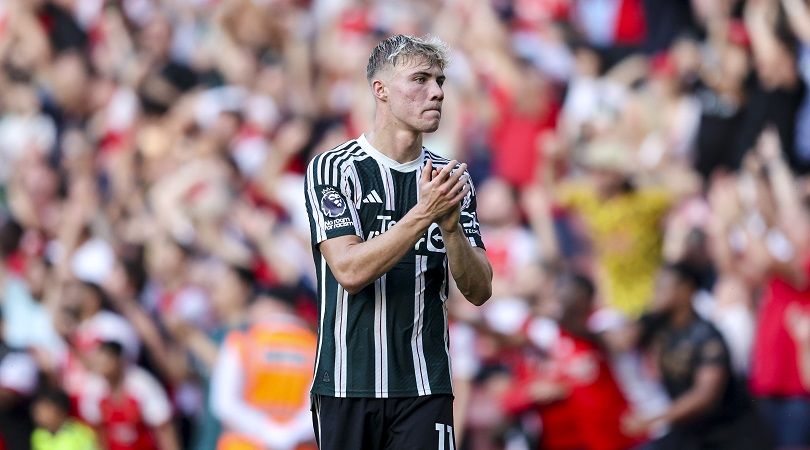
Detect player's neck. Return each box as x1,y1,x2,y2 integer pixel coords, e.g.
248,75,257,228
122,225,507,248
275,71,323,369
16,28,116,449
669,304,695,329
365,127,423,164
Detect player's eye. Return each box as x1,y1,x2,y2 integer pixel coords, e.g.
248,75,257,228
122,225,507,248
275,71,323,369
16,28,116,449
414,77,426,83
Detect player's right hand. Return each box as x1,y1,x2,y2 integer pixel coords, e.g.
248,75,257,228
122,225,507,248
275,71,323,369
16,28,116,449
417,159,469,221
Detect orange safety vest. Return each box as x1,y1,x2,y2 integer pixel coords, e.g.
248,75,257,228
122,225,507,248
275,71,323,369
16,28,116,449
217,316,317,450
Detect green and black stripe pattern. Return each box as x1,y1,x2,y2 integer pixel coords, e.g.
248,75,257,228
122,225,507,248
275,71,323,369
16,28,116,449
304,135,485,398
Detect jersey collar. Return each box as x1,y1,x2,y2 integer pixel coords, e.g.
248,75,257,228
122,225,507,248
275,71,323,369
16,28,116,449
357,134,425,172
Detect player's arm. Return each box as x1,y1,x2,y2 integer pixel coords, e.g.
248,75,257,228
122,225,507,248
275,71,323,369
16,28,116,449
438,169,492,306
318,160,469,294
441,230,492,306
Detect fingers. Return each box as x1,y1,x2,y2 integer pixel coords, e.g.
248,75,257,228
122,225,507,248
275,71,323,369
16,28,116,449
445,162,467,186
432,159,458,184
421,159,433,183
419,159,471,218
440,162,469,205
438,162,468,196
449,180,470,204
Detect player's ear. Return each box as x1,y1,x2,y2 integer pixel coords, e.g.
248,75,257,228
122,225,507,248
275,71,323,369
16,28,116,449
372,79,388,102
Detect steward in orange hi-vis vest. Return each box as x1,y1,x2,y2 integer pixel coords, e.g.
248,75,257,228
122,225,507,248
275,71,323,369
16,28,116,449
213,313,317,450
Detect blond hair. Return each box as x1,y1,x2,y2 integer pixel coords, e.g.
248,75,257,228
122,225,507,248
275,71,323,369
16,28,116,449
366,34,449,83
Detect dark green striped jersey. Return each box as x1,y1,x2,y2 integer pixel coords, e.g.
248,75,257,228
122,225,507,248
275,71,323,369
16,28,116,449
304,135,485,398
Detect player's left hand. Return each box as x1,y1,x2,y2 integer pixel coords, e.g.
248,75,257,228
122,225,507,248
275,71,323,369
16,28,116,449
433,168,464,233
437,202,461,233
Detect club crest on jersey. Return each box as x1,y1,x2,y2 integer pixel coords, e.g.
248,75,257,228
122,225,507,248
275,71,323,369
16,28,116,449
320,186,346,218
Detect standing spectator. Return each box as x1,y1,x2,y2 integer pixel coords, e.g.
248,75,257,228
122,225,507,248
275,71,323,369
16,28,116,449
79,341,179,450
552,139,676,317
740,0,805,173
60,280,140,405
167,263,253,450
211,290,316,450
782,0,810,168
622,263,771,450
30,387,98,450
692,20,750,179
502,273,641,450
744,129,810,449
477,177,541,299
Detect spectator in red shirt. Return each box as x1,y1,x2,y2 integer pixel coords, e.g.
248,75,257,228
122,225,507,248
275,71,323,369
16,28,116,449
487,59,560,188
502,273,640,450
79,341,179,450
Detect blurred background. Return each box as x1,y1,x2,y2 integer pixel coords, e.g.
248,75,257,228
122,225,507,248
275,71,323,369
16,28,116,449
1,0,810,449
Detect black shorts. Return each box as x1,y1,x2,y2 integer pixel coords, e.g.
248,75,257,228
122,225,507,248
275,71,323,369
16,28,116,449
311,394,455,450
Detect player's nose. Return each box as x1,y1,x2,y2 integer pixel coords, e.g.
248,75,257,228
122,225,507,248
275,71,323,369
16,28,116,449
429,80,444,102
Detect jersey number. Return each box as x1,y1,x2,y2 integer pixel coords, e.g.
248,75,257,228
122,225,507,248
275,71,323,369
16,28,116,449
435,423,455,450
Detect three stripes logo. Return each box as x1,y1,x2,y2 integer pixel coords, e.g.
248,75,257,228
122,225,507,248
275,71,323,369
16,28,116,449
362,190,383,204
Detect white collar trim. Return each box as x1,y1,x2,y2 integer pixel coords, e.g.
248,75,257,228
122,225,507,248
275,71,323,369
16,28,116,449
357,134,424,172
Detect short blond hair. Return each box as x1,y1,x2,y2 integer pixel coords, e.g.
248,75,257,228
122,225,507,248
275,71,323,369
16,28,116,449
366,34,449,83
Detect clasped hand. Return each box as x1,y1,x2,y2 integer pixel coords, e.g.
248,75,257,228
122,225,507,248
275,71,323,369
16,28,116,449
417,159,469,232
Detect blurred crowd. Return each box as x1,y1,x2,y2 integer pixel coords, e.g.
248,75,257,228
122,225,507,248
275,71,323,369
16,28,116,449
1,0,810,449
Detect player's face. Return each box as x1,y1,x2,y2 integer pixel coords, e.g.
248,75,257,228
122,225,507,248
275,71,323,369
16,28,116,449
386,58,445,133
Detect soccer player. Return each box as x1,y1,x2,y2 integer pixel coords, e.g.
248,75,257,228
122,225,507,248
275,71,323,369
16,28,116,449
304,34,493,449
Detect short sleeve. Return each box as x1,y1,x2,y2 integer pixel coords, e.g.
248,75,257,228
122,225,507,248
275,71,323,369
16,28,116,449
304,154,363,245
130,369,172,426
78,376,106,425
697,335,730,368
460,173,485,249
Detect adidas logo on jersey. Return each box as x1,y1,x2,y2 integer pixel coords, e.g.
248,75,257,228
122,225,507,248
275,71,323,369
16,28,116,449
362,190,383,204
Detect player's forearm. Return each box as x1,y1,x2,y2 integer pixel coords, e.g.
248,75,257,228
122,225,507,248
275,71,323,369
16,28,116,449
329,206,434,294
442,228,492,305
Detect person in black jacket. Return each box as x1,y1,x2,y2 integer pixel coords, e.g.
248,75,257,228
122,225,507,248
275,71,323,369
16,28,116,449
622,262,771,450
